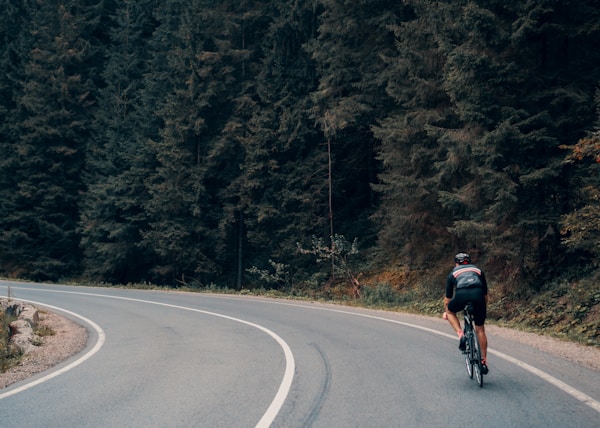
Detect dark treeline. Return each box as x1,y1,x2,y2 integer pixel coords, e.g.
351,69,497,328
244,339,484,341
1,0,599,292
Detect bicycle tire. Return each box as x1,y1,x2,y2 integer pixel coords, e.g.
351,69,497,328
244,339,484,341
472,327,484,387
464,326,474,379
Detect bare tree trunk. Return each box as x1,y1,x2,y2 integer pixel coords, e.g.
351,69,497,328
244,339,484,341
350,274,361,299
328,137,335,279
237,210,243,289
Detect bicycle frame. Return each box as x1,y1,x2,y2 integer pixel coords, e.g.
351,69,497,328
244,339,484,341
463,303,483,387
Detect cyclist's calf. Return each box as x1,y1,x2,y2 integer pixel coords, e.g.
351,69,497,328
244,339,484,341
474,324,487,360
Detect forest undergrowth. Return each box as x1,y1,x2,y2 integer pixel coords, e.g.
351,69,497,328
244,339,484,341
366,276,600,348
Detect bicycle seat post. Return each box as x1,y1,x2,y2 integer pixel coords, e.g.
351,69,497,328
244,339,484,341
463,303,475,330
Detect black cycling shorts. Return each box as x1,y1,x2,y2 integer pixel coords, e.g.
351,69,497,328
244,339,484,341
448,287,487,326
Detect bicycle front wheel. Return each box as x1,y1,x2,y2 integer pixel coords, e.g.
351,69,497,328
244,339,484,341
464,333,474,379
472,329,483,387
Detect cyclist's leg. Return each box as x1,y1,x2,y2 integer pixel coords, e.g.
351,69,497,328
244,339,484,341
446,295,464,336
475,324,488,375
473,292,489,371
475,324,487,360
447,293,468,350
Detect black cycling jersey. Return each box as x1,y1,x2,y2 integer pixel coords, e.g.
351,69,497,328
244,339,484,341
446,263,488,326
445,264,488,298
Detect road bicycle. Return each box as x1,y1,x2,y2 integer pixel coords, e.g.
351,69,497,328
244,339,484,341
462,302,484,387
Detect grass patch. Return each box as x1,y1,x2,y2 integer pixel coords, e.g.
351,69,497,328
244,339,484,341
0,311,19,373
489,277,600,347
34,324,55,338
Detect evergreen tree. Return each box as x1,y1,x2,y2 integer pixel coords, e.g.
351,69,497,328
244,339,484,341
0,0,598,291
560,88,600,261
372,0,459,267
230,0,325,286
373,0,600,285
501,0,600,281
301,0,402,279
435,1,531,265
1,0,98,280
206,0,280,288
0,0,26,276
140,0,271,285
79,0,158,283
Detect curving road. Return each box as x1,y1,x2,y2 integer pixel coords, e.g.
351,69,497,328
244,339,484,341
0,281,598,427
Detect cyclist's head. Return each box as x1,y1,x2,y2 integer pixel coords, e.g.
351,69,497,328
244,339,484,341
454,253,471,265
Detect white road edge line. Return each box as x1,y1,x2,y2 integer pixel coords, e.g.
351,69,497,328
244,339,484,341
1,288,295,428
256,299,600,415
0,299,106,400
6,288,599,420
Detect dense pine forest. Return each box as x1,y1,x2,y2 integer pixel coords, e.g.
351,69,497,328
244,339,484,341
1,0,599,321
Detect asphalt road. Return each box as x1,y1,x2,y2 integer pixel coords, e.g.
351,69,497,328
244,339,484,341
0,281,598,427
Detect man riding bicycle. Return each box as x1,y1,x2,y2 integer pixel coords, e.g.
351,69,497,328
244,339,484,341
443,252,489,374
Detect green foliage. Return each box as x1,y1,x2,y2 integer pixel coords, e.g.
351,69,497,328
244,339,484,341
373,0,600,286
560,102,600,259
0,0,599,296
0,0,100,280
246,260,292,289
492,276,600,347
297,234,361,296
360,283,412,308
79,0,158,284
0,310,18,372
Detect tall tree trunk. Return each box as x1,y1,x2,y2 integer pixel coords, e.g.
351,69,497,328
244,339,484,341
328,137,335,279
237,210,243,289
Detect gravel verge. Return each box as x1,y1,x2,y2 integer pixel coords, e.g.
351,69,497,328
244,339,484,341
486,324,600,371
0,309,87,389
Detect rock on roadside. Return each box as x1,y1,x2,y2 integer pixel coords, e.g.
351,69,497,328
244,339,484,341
0,300,88,389
7,303,40,355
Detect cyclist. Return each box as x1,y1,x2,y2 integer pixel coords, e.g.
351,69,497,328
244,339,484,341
443,252,489,374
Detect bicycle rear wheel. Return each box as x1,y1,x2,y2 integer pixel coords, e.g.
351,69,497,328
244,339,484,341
464,328,474,379
472,329,483,387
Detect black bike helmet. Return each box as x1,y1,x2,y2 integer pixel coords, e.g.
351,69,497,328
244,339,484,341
454,252,471,264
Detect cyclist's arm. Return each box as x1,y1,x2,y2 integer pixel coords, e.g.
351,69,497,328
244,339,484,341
444,296,451,309
444,274,454,312
480,271,488,294
445,274,454,299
